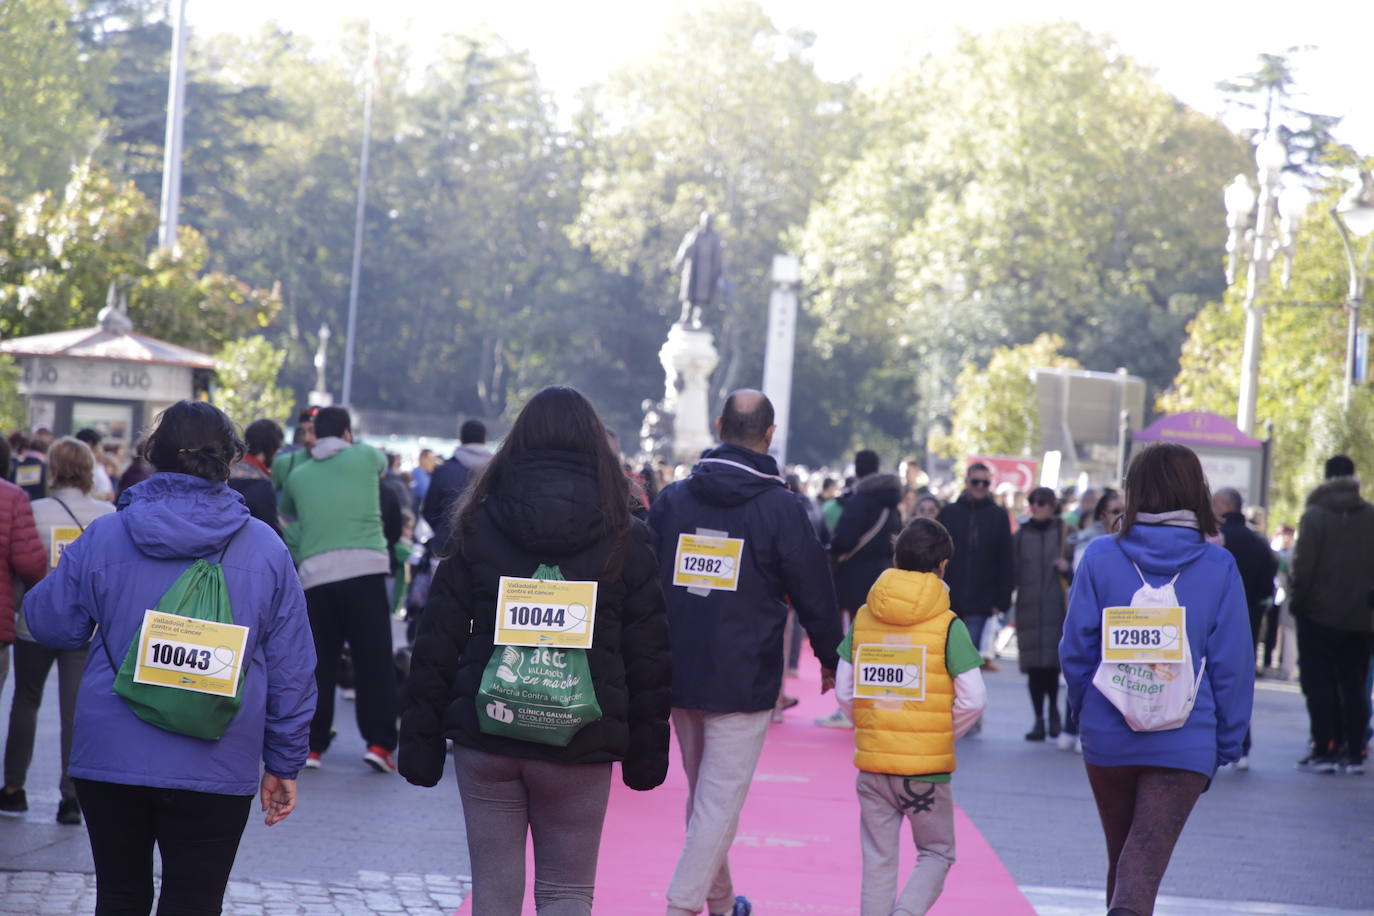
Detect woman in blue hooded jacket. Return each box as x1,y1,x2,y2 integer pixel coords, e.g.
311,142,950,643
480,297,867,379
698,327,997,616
1059,443,1253,916
24,401,317,916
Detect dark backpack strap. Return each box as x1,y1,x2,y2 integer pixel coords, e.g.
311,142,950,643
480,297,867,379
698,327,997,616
216,522,249,564
50,495,86,532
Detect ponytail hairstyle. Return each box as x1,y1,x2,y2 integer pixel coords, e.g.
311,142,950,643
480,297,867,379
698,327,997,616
143,401,245,483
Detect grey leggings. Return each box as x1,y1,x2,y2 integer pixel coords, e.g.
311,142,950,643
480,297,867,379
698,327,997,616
1085,763,1208,916
453,746,612,915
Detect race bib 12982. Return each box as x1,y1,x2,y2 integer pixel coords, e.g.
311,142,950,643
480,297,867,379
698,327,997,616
672,533,744,591
494,576,598,649
131,610,250,697
1101,606,1186,663
854,644,927,701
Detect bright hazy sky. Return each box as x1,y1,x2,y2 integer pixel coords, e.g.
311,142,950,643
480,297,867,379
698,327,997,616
191,0,1374,155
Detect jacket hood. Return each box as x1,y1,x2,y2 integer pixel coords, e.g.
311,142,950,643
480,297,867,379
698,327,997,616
686,443,785,507
1307,476,1365,513
117,473,250,559
483,450,606,556
454,444,492,471
1114,523,1210,577
854,472,902,508
310,437,351,461
865,568,951,625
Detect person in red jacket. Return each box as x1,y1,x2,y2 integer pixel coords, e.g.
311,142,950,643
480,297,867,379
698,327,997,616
0,466,49,708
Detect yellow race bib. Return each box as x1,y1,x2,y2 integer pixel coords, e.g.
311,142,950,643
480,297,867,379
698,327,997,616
854,644,927,701
1101,606,1186,663
672,533,744,591
131,610,250,698
493,576,598,649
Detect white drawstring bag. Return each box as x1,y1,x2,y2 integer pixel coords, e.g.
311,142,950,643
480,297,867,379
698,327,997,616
1092,563,1206,732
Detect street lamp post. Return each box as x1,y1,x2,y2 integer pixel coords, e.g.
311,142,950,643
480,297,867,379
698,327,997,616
1331,170,1374,408
1231,132,1289,437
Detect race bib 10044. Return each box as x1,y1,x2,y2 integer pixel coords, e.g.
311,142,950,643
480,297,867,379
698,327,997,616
672,533,745,591
494,576,598,649
49,526,81,570
131,610,250,697
854,644,927,701
1101,606,1186,663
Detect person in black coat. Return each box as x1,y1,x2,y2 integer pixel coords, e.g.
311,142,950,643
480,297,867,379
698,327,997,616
1213,486,1277,766
937,462,1014,654
399,386,671,916
830,450,903,614
228,419,284,538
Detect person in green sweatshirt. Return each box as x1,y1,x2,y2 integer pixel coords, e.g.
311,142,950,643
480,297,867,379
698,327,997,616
279,406,398,774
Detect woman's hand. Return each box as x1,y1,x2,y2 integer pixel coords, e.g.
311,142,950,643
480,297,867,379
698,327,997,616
260,773,297,826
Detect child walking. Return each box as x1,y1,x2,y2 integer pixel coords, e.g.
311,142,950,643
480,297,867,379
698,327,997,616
836,518,988,916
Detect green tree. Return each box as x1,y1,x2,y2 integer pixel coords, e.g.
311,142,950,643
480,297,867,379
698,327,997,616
1159,159,1374,525
570,0,857,438
1216,49,1342,174
213,337,295,428
0,163,279,350
945,334,1081,461
0,0,97,197
0,354,27,432
801,22,1249,448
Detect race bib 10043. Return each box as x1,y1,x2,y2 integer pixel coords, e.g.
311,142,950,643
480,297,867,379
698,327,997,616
131,610,250,697
1102,606,1186,663
49,526,81,570
672,533,745,591
854,644,927,701
494,576,598,649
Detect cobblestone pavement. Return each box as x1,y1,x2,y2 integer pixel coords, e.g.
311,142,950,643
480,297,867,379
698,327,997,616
0,870,470,915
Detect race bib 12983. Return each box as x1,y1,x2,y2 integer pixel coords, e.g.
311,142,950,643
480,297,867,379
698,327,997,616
131,610,250,697
494,576,598,649
854,644,927,701
1101,606,1186,663
672,533,744,591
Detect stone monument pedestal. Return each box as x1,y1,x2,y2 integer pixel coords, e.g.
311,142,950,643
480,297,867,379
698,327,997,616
658,322,719,462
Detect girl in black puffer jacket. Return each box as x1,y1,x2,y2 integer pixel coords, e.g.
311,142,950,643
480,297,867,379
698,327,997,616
399,386,671,916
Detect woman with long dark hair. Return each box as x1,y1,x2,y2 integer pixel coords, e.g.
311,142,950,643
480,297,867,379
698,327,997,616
23,401,317,915
400,386,672,915
1060,444,1253,916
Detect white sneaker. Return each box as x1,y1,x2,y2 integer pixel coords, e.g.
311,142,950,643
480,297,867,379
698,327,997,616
1235,755,1250,771
815,710,853,729
1056,732,1076,752
1074,736,1083,754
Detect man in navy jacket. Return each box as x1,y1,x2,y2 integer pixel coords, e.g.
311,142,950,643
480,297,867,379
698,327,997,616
649,390,841,916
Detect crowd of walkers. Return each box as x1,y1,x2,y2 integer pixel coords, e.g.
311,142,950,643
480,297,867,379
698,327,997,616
0,386,1367,916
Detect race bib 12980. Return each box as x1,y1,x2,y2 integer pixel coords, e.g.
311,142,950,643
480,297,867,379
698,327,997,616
131,610,250,697
672,533,744,591
854,644,926,701
1101,606,1186,663
494,576,598,649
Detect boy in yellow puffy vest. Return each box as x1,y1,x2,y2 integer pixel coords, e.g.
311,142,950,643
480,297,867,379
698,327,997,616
835,517,987,916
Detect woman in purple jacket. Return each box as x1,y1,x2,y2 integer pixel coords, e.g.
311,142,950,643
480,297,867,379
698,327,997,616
24,401,317,916
1060,444,1253,916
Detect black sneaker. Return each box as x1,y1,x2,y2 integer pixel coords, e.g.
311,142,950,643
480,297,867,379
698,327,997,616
1296,753,1340,774
56,798,82,825
0,788,27,814
1342,756,1366,775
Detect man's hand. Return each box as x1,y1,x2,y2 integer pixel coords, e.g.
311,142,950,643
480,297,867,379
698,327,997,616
820,667,836,694
260,773,297,826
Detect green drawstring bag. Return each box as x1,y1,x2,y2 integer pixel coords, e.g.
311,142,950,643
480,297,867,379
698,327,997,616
111,550,249,741
476,564,602,747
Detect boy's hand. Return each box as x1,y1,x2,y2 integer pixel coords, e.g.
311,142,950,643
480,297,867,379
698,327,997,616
820,667,836,694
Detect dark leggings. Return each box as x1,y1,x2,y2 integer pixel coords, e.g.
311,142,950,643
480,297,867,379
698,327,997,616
74,778,252,916
1026,668,1059,718
1084,764,1208,916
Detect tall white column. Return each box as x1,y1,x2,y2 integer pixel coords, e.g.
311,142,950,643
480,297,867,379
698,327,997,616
761,255,799,466
157,0,189,251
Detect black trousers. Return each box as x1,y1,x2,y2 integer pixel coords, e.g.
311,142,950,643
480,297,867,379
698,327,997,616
1296,615,1373,757
305,574,397,753
74,778,251,916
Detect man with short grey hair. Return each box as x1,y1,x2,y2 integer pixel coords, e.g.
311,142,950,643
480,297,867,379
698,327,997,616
648,389,842,916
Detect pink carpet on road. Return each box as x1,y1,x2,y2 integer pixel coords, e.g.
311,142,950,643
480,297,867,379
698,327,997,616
456,657,1032,915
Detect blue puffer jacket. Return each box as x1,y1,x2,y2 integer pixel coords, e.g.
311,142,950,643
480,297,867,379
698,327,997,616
647,444,843,712
24,473,317,795
1059,523,1254,777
